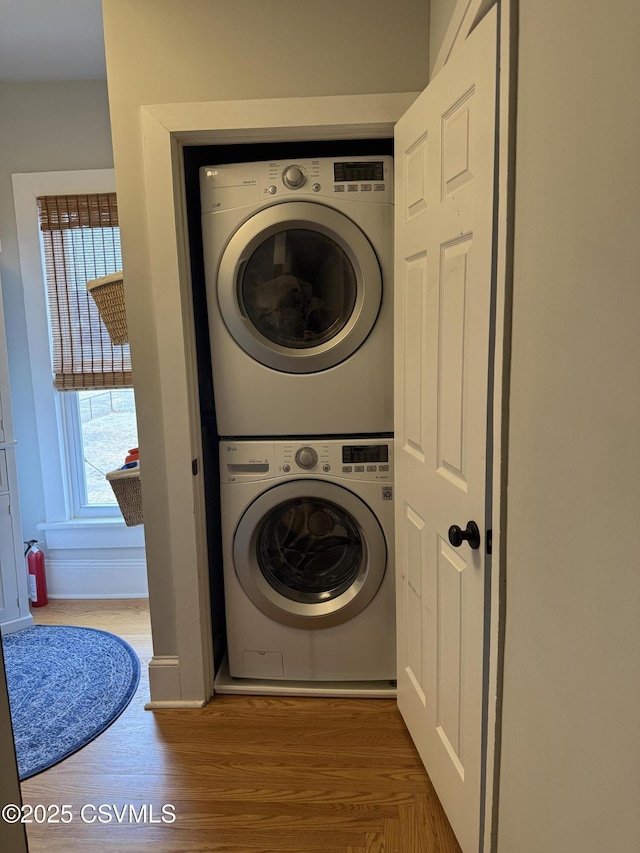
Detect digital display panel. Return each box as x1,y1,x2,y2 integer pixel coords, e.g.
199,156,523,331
334,161,384,183
342,445,389,464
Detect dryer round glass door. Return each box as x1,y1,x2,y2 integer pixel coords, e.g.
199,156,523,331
217,202,382,373
233,480,387,629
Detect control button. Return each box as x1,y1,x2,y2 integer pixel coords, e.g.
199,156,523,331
355,465,365,472
347,184,358,192
361,184,372,191
334,185,345,192
282,165,306,189
379,464,389,471
267,185,277,195
322,464,331,472
312,183,321,192
367,465,377,472
282,464,291,473
295,446,318,469
374,183,386,191
342,466,353,473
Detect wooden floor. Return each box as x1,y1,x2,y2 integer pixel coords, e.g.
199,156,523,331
20,600,462,853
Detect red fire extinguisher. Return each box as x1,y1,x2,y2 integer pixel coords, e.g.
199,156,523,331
24,540,48,608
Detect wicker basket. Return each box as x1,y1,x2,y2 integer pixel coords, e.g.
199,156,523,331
86,272,128,345
106,466,143,526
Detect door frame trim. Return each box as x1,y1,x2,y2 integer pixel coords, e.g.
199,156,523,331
483,1,517,848
139,90,418,708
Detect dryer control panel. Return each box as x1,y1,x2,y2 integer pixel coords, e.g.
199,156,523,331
220,438,393,483
201,155,393,213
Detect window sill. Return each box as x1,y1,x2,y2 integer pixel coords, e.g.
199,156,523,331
37,517,145,551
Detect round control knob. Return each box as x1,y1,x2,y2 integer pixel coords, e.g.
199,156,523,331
282,165,306,189
295,446,317,469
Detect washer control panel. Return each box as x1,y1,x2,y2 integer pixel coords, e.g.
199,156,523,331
220,439,393,483
277,441,392,481
200,155,393,213
263,157,392,201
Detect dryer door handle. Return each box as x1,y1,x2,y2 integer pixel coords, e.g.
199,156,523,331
235,260,248,317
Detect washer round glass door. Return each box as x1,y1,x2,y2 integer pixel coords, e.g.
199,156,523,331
233,480,387,629
217,202,382,373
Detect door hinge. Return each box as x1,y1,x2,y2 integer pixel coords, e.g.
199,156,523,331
192,458,198,476
486,529,492,555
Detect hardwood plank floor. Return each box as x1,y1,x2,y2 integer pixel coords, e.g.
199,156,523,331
19,600,462,852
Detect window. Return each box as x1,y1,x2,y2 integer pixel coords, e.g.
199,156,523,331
63,389,138,516
36,192,136,517
13,170,143,543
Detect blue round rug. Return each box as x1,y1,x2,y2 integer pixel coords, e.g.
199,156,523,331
3,624,140,780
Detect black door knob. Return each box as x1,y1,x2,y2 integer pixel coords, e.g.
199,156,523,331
448,520,481,550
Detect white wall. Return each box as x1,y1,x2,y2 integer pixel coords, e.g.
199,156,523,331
0,81,113,537
498,1,640,850
102,0,430,663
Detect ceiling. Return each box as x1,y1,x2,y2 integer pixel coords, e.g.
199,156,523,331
0,0,106,82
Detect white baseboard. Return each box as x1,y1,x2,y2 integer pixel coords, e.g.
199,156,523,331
145,655,209,707
46,558,148,598
0,613,34,635
147,655,181,705
48,593,149,599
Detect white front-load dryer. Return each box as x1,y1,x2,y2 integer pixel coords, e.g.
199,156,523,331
218,438,396,691
200,156,393,437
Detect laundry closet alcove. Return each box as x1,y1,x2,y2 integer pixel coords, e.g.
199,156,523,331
137,93,419,708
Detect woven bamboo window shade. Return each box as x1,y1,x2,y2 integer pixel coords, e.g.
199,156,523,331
38,193,132,390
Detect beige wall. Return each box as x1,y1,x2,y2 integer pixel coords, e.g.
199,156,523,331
104,0,429,106
428,0,458,75
102,0,430,660
498,1,640,850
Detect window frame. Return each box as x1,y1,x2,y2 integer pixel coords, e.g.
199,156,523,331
13,169,143,548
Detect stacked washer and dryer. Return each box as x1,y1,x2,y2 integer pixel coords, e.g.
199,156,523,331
200,156,396,695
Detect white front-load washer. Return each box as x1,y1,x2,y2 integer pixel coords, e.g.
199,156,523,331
217,437,395,692
200,156,393,437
